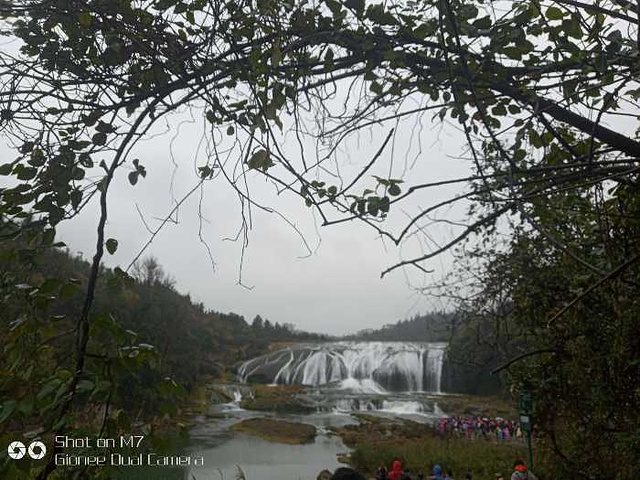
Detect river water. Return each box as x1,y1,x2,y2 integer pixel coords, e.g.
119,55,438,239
112,397,444,480
114,342,449,480
186,411,356,480
180,388,444,480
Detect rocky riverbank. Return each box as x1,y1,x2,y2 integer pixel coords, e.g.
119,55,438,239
231,417,317,444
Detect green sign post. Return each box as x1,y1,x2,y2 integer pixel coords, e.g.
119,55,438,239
519,389,535,468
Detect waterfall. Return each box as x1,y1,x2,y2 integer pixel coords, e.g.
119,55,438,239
238,342,447,393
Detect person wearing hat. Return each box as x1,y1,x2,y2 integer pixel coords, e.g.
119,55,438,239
511,460,537,480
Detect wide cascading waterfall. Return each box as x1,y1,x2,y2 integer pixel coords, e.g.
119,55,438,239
238,342,447,393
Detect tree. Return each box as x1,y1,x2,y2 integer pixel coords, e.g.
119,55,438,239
438,216,640,478
251,314,264,330
1,0,640,478
131,255,175,287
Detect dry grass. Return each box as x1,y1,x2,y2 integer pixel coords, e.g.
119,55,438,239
331,414,552,479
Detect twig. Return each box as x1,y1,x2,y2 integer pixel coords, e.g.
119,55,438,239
491,349,557,375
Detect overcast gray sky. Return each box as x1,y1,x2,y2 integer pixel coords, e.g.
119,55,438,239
0,36,473,335
45,114,471,335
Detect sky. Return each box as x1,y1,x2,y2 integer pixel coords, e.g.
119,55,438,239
0,39,473,337
44,112,471,336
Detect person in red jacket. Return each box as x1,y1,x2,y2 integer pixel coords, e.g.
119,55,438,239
389,459,404,480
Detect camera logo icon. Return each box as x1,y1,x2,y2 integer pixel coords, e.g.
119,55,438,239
7,440,47,460
7,441,26,460
28,441,47,460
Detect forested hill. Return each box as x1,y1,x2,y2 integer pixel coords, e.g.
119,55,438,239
347,312,453,342
0,236,328,393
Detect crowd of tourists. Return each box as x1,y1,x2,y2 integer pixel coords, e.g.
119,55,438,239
319,459,537,480
436,415,523,440
372,459,537,480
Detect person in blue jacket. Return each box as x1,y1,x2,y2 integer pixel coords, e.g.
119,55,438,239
431,464,444,480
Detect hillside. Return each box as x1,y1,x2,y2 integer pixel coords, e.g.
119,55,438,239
346,312,453,343
0,224,329,425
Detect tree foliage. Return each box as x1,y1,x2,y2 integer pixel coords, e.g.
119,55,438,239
0,232,326,478
1,0,640,478
348,312,453,342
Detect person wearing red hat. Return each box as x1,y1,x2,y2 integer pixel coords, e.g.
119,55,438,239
388,459,404,480
510,460,537,480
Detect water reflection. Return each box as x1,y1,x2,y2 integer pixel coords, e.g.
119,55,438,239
187,432,347,480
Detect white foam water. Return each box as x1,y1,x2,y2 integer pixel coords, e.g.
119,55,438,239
338,378,387,394
238,342,447,393
219,389,244,412
380,400,425,415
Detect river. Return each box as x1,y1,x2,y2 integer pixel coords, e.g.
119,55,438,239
114,341,449,480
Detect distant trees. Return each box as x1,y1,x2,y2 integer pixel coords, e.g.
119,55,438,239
350,313,453,342
131,256,175,288
251,314,327,342
251,315,264,330
0,238,323,399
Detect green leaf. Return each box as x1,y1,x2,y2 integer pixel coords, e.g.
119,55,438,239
92,132,107,146
388,183,401,196
459,4,479,20
72,167,85,181
106,238,118,255
492,104,507,116
503,47,522,60
18,397,34,415
545,7,563,20
174,2,188,14
60,283,79,299
566,17,583,39
324,48,335,70
78,380,95,392
473,16,492,30
325,0,343,17
39,278,61,295
271,42,282,67
128,171,139,185
370,81,383,95
380,196,390,213
95,121,115,133
366,4,397,25
248,149,273,171
0,400,16,423
37,380,60,400
20,141,34,153
198,166,211,178
508,104,522,115
0,162,14,175
345,0,365,15
367,198,379,216
16,166,37,181
78,13,92,28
